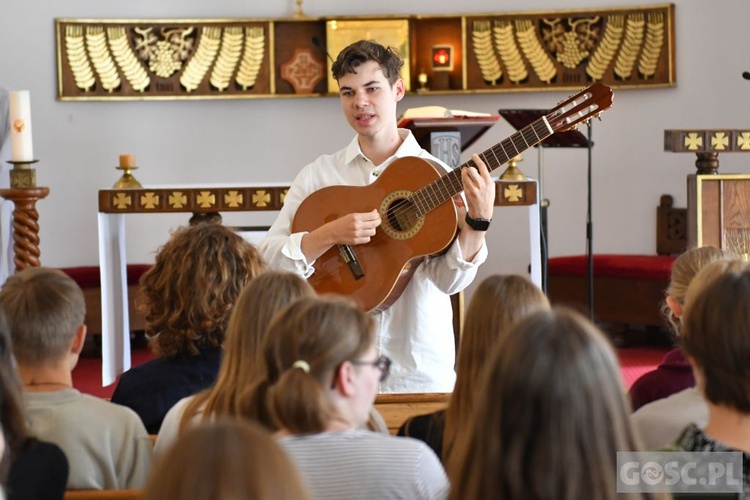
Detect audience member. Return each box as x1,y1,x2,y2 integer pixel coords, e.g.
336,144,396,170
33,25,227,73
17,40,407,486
665,259,750,494
144,419,309,500
629,246,725,411
398,274,549,461
244,295,449,500
449,308,655,500
155,271,314,455
111,223,266,433
0,268,152,490
0,309,68,500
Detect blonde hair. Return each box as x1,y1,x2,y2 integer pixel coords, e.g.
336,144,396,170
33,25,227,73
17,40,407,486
179,272,314,431
139,224,266,358
143,419,309,500
443,274,549,462
449,308,653,500
662,246,725,334
0,267,85,365
243,295,374,433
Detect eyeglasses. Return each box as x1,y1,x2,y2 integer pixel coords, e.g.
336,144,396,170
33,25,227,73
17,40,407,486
350,355,392,382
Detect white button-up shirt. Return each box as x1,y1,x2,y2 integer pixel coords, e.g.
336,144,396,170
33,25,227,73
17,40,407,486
260,129,487,392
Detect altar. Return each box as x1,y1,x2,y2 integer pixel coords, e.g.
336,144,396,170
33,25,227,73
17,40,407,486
98,180,542,385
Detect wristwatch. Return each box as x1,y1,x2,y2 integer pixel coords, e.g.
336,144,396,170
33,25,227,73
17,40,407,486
465,213,491,231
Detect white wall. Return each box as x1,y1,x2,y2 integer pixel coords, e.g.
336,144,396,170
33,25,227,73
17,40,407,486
1,0,749,301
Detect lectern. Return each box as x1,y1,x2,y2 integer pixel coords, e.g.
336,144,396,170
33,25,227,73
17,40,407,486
664,128,750,253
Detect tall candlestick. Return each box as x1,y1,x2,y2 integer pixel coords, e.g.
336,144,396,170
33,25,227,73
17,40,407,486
9,91,34,162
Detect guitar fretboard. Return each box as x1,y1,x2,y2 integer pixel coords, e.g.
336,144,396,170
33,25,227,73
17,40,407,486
410,115,553,216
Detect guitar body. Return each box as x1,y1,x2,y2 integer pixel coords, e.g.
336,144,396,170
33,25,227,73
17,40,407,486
292,156,458,312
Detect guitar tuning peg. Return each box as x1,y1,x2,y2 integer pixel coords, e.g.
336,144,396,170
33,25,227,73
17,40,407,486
596,113,603,122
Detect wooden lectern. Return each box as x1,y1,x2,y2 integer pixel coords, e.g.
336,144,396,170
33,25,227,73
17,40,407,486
664,129,750,253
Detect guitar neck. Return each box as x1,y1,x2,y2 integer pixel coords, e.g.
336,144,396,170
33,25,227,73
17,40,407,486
412,115,553,215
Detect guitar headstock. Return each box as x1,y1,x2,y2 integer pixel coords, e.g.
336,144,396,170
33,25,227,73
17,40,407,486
546,83,613,132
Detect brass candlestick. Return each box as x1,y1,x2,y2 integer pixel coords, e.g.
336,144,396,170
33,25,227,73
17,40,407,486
113,154,142,189
500,155,526,181
8,159,39,189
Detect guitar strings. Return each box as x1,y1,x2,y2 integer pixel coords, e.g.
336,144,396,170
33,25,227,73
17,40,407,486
360,118,551,247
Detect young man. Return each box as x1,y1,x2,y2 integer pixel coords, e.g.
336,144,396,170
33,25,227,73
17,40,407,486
260,40,495,393
0,267,153,490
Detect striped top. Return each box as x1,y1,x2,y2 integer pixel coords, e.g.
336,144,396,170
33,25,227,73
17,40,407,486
278,429,449,500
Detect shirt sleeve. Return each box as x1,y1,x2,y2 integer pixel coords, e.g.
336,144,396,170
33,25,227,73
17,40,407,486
259,167,316,278
417,233,488,296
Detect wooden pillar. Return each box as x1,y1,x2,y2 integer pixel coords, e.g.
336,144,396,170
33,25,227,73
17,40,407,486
0,187,50,272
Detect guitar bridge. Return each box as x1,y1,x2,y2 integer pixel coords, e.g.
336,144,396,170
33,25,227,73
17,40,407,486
337,244,365,280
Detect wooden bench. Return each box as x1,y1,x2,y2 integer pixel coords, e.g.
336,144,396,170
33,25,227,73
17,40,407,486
374,393,450,435
547,195,687,330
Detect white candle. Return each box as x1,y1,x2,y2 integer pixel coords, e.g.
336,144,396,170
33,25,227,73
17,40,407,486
9,90,34,162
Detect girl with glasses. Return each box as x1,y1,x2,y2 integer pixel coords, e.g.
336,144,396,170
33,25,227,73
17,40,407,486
244,295,449,500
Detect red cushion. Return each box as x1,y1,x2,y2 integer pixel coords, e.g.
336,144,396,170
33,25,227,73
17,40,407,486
547,254,675,281
61,264,152,289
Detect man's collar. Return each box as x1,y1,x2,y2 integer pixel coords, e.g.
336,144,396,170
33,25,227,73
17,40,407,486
343,129,422,165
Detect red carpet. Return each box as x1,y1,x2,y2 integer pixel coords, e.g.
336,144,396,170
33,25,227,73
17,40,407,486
72,345,671,399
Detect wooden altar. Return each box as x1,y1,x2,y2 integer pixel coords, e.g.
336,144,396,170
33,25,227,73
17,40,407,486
98,180,541,385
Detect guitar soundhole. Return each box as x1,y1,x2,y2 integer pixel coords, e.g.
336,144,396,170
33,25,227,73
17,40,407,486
380,190,424,241
387,198,418,232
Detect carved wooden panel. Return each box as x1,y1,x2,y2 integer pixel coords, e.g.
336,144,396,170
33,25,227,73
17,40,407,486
57,20,271,100
56,5,676,100
464,4,675,91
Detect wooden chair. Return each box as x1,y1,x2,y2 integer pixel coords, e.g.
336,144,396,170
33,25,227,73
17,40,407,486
374,393,450,435
64,490,142,500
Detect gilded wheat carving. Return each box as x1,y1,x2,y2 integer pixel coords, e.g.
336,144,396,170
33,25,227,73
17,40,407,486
614,13,645,80
65,25,96,91
210,27,243,91
236,27,265,90
107,27,150,92
586,15,624,81
638,12,664,79
515,19,556,83
493,20,527,83
180,27,221,92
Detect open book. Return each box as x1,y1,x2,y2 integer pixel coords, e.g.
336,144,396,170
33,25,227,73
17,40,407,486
398,105,492,120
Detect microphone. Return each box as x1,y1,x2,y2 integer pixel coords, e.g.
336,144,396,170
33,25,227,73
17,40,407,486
312,36,335,65
743,71,750,80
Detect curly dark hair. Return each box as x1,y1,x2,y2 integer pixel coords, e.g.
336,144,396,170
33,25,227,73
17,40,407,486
331,40,403,85
138,224,266,358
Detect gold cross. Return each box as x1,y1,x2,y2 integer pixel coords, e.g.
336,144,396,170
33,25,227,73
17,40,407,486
738,132,750,151
684,133,703,151
504,184,523,203
140,192,159,209
224,191,243,208
113,193,131,210
252,190,271,208
197,191,216,208
169,192,187,208
711,132,729,151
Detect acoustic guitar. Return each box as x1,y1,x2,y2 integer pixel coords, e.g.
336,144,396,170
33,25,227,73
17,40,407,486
292,83,613,312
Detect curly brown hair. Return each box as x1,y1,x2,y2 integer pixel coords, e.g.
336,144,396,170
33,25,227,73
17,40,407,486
139,224,266,358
